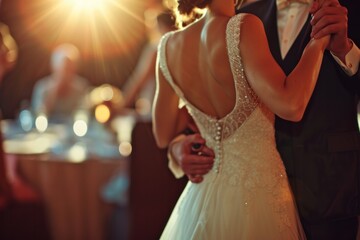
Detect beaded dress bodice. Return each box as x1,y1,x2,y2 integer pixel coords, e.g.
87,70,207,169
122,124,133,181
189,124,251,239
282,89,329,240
158,14,286,178
158,14,305,239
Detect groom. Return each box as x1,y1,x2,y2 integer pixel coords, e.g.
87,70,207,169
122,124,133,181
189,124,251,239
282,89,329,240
166,0,360,239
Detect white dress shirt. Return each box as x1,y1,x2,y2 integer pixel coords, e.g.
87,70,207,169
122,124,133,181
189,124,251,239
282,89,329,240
276,0,360,76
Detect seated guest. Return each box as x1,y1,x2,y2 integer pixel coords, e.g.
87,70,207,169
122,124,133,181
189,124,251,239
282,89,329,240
31,43,90,123
0,21,51,240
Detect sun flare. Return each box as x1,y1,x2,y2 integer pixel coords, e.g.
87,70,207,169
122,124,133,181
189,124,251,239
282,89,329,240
18,0,146,59
64,0,104,11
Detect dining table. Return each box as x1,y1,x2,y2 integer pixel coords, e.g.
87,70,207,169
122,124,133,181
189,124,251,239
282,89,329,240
1,117,130,240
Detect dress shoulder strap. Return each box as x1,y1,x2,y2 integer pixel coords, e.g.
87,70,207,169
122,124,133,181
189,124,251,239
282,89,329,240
226,14,248,90
157,32,186,105
225,14,260,116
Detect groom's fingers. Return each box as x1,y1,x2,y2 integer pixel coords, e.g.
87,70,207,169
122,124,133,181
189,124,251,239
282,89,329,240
311,4,347,26
310,5,348,38
188,174,204,183
310,0,339,15
315,0,340,8
311,15,345,39
197,146,215,158
179,152,213,173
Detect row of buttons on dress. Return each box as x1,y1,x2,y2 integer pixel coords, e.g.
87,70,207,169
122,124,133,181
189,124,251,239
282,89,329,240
214,121,222,173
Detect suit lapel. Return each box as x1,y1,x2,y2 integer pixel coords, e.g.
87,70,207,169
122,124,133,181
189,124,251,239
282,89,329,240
239,0,311,73
282,15,312,74
262,1,283,67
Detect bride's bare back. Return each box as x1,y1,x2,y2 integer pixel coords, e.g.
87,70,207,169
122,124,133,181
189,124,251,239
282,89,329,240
165,15,236,119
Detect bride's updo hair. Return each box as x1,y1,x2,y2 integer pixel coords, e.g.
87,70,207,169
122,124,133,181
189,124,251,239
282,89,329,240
169,0,211,28
177,0,210,15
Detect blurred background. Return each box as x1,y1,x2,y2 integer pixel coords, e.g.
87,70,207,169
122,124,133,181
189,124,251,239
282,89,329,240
0,0,160,119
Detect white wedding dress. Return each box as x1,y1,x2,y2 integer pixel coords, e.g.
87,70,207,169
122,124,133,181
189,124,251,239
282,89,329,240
158,14,306,240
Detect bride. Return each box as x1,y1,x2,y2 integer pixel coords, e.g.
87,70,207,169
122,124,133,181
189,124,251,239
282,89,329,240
152,0,329,239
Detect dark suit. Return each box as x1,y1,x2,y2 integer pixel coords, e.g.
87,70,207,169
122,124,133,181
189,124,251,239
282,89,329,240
238,1,360,239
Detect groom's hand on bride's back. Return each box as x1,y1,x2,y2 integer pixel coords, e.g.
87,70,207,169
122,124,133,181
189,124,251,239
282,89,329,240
170,133,215,183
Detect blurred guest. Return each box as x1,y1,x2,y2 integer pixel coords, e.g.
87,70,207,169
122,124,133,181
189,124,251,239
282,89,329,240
0,21,51,240
105,11,177,240
31,43,90,123
0,23,16,80
120,10,176,119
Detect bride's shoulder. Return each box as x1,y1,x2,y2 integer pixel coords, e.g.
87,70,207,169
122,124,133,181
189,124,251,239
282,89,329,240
158,30,177,51
231,13,263,26
159,31,174,44
158,30,186,61
229,13,265,40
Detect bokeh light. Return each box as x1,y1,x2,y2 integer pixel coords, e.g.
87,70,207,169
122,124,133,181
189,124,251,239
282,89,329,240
19,109,33,132
68,143,87,162
35,114,48,132
90,84,124,106
100,84,114,102
95,104,111,123
73,120,88,137
119,141,132,157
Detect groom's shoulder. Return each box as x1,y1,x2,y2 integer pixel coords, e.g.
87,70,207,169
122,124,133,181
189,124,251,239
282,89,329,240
236,0,273,16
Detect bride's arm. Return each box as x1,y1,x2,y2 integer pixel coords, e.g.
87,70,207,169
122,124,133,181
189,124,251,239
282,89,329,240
152,61,190,148
240,14,330,122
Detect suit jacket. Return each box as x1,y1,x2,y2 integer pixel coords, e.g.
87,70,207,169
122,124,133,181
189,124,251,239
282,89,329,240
238,0,360,224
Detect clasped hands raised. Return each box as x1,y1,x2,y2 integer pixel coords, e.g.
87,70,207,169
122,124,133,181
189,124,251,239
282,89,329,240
310,0,353,62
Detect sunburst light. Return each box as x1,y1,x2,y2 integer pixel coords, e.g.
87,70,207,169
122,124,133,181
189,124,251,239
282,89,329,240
18,0,146,59
65,0,104,11
15,0,148,84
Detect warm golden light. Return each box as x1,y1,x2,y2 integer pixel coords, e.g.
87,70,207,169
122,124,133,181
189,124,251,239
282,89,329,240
100,84,114,102
95,104,111,123
119,141,132,157
63,0,104,11
19,0,146,59
89,84,124,106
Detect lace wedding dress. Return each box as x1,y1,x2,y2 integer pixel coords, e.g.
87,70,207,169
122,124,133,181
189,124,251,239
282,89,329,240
158,14,306,240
